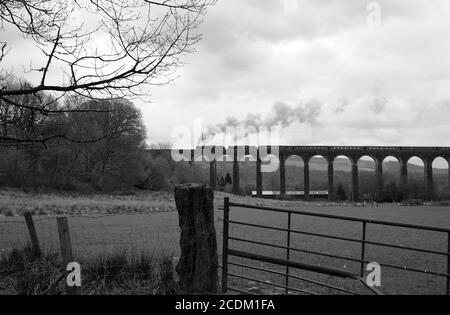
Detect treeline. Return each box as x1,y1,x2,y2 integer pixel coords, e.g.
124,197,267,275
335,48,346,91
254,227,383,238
0,97,147,191
0,81,213,192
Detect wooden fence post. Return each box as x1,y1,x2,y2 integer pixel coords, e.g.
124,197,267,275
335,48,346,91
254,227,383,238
24,212,41,258
174,184,218,294
56,217,80,295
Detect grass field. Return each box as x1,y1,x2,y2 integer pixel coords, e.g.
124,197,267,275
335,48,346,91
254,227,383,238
1,189,449,295
0,188,176,217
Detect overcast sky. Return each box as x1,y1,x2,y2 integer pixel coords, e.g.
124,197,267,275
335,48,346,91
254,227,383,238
3,1,450,149
137,0,450,148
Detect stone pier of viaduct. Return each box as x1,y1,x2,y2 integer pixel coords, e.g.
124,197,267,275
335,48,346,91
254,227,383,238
151,146,450,201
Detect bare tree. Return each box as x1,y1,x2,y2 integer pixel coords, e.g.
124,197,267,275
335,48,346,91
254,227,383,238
0,0,215,144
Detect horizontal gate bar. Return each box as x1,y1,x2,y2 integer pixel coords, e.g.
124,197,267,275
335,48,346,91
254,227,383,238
228,261,358,295
228,202,450,233
230,236,450,278
228,249,359,280
228,220,450,257
229,235,362,262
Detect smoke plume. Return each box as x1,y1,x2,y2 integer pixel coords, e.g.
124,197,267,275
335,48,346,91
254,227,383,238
200,100,323,143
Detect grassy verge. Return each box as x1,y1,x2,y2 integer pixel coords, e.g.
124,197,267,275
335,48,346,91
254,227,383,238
0,245,179,295
0,188,176,217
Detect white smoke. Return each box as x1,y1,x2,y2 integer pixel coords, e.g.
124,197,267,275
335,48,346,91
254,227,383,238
200,100,323,144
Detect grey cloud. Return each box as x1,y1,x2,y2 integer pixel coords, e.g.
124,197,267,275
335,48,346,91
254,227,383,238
334,98,350,114
224,116,240,127
370,87,388,114
203,0,424,51
135,1,450,147
243,113,263,127
266,102,293,127
371,96,388,114
249,100,323,128
292,100,322,125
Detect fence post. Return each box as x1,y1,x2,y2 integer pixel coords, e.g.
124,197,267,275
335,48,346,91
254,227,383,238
56,217,79,295
174,184,218,294
24,212,41,258
222,197,230,294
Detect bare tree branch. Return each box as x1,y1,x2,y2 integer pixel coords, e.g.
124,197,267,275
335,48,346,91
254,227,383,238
0,133,108,147
0,0,215,144
0,0,215,98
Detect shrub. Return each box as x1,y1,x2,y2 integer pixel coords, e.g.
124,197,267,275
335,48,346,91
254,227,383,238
0,246,179,295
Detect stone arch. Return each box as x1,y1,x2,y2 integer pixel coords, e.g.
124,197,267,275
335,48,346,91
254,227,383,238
432,156,450,199
332,155,353,201
356,153,379,165
284,154,305,194
309,155,329,194
431,156,449,167
405,156,427,200
381,155,402,185
406,156,426,183
309,154,329,164
260,153,281,195
331,154,356,165
236,154,257,195
357,155,377,201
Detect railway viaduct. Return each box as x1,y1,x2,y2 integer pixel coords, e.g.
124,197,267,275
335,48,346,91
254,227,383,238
151,146,450,201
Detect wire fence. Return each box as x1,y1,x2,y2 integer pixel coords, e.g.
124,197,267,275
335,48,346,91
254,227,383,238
1,213,168,260
0,208,226,263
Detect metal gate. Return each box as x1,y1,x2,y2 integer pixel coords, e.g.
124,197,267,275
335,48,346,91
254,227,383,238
220,197,450,295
